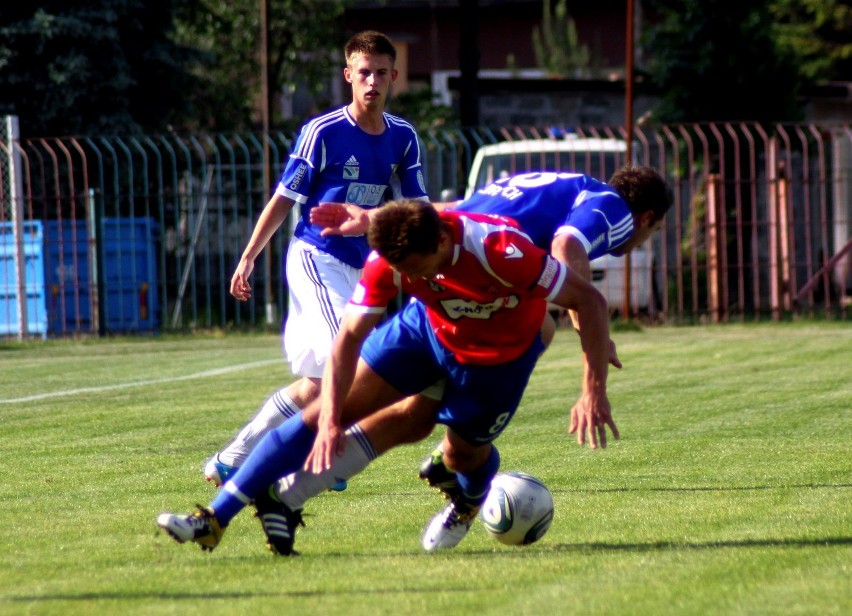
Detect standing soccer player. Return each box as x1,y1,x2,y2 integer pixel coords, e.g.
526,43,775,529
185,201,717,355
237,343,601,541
157,200,612,554
204,31,428,488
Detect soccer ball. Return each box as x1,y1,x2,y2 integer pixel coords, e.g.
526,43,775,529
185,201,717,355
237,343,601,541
480,471,554,546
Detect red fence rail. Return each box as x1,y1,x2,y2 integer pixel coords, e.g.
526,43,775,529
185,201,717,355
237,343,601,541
1,121,849,337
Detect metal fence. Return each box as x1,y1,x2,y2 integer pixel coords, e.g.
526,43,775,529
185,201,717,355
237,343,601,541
1,120,850,338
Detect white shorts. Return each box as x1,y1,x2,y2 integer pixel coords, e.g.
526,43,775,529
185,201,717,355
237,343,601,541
283,238,362,378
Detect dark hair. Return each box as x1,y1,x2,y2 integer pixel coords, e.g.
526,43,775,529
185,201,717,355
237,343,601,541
345,31,397,66
608,165,673,223
368,200,442,264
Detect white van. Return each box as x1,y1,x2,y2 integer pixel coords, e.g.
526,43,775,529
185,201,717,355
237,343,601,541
464,136,653,313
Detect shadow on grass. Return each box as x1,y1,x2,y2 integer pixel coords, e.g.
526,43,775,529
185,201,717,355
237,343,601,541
559,483,852,493
546,535,852,552
4,536,849,604
4,586,479,602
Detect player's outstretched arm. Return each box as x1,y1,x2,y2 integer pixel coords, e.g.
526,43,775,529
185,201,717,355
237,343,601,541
311,202,372,237
549,269,618,448
306,311,382,474
311,200,460,237
551,234,622,369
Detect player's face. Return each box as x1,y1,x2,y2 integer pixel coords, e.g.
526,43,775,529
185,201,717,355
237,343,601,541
345,53,397,110
390,251,443,281
612,213,664,255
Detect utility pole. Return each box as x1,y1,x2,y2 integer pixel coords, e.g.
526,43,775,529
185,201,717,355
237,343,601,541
459,0,480,127
622,0,634,320
261,0,275,326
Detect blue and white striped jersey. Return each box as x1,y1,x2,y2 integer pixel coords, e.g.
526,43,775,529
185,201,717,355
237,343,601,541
277,105,427,268
456,172,633,260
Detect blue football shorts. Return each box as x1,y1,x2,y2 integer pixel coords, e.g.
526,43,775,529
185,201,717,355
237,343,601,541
360,300,544,445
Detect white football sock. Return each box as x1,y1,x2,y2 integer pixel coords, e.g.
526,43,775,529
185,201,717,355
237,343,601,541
274,424,378,509
218,388,301,467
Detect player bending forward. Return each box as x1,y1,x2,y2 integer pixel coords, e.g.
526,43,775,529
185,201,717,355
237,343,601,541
157,200,613,553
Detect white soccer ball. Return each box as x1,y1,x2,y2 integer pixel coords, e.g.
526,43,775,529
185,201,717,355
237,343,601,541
480,471,554,546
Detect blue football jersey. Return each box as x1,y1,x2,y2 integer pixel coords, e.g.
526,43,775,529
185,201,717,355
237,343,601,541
277,106,427,267
456,172,633,260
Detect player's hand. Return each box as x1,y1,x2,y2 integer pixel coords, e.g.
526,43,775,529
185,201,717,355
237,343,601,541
568,391,619,449
230,260,254,301
305,419,346,474
311,202,370,237
609,339,622,369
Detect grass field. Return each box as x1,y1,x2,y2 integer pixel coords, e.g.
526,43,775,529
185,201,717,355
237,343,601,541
0,322,850,615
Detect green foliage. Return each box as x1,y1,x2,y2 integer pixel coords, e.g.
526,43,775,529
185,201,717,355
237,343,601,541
0,1,348,136
388,87,457,131
0,2,202,136
174,0,347,131
0,325,849,614
644,0,805,123
532,0,592,76
769,0,852,82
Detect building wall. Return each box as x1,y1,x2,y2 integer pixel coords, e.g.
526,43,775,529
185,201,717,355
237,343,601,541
344,0,627,84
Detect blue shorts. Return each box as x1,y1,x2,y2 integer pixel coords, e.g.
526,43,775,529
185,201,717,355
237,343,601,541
361,301,544,445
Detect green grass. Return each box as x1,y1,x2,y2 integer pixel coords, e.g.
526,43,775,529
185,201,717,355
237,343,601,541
0,323,849,615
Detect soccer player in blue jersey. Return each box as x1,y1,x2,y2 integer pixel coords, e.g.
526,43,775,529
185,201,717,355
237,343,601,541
203,31,428,488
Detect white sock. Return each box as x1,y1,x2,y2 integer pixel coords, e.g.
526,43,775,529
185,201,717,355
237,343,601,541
274,424,378,509
218,388,301,467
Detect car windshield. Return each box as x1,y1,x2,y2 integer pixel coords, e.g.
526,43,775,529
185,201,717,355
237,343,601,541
473,151,625,191
467,138,630,197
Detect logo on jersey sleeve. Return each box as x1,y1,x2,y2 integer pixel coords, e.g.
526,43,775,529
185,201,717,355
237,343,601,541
440,295,519,319
505,243,524,259
344,156,360,180
538,258,560,291
289,163,308,191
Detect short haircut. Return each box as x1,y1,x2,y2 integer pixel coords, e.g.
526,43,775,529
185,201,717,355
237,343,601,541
345,31,397,66
608,165,673,223
368,200,442,264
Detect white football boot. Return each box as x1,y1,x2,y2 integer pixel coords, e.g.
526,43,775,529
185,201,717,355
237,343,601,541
421,500,481,552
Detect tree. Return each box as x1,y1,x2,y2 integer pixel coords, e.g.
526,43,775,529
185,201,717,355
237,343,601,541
532,0,592,77
0,2,201,136
769,0,852,83
174,0,347,132
644,0,805,123
389,87,456,131
0,1,348,136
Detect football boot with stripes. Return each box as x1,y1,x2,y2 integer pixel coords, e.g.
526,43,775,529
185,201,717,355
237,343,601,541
254,486,305,556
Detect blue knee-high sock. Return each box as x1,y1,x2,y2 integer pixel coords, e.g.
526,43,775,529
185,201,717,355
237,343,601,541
210,414,316,525
456,446,500,505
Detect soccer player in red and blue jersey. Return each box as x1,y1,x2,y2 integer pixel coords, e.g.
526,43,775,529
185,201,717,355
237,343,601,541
157,201,612,554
